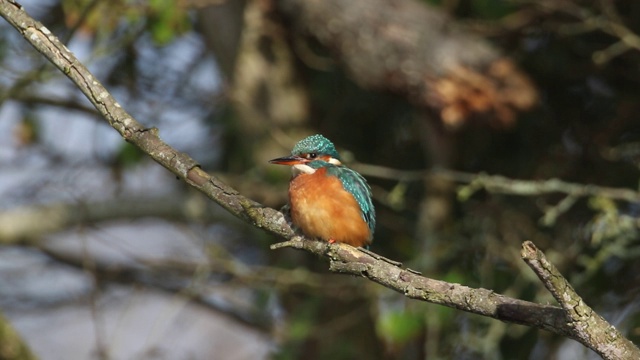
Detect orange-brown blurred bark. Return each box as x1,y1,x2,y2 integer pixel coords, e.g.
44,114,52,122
276,0,538,129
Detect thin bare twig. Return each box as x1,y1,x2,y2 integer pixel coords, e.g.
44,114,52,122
353,163,640,204
532,0,640,64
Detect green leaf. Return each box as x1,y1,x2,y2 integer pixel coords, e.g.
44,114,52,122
148,0,190,45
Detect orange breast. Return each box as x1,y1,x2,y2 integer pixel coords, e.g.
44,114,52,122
288,168,371,247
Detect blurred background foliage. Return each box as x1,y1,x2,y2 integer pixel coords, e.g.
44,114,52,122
2,0,640,359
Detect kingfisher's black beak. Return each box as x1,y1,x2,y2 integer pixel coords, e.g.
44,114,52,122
268,155,307,166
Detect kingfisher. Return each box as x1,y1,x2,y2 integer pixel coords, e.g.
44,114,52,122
269,134,375,247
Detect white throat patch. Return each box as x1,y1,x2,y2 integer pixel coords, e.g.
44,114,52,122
292,164,317,175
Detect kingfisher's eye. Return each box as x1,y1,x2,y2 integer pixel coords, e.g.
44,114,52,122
307,153,317,159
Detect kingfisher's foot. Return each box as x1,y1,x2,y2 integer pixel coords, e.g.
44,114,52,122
328,238,336,244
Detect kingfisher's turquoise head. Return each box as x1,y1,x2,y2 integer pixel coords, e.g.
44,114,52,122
269,134,342,168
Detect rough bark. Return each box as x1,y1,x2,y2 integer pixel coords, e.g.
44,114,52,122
522,242,638,360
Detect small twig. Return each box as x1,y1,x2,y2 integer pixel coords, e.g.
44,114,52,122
534,0,640,63
353,164,640,205
521,241,639,360
458,173,640,202
522,241,585,314
539,194,579,226
270,236,307,250
358,247,403,267
593,40,632,65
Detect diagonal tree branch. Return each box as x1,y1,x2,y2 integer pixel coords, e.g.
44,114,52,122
271,237,571,334
522,241,636,360
1,1,638,359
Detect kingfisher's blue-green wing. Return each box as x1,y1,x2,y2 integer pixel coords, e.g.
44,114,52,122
328,165,376,235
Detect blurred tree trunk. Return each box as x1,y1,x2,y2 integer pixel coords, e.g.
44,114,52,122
197,0,310,171
196,0,246,82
